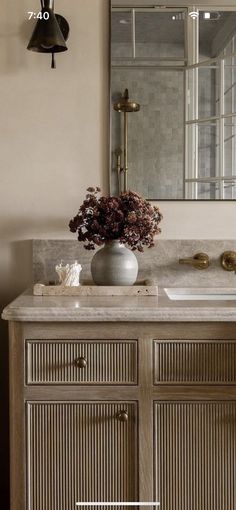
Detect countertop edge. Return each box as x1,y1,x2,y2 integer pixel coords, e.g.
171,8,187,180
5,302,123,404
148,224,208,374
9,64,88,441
2,307,236,322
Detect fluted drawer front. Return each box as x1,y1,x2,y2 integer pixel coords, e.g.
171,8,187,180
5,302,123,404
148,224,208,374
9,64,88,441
27,402,138,510
154,402,236,510
26,340,137,384
154,340,236,384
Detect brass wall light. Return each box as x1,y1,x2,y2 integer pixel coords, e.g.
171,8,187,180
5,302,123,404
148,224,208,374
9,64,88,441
27,0,69,69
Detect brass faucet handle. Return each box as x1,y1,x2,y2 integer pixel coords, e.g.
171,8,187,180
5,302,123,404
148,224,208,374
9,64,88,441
179,252,210,270
221,251,236,271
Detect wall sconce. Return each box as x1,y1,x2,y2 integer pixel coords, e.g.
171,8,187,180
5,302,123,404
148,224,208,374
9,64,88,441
27,0,69,69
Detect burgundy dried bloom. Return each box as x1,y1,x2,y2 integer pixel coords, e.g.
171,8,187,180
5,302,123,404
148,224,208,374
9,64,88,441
69,188,163,250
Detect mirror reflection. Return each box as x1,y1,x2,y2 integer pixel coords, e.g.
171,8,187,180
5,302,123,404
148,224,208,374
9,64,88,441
110,4,236,200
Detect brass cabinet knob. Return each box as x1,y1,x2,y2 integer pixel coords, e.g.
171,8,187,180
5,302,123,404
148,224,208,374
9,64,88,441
221,251,236,271
117,410,128,422
74,356,87,368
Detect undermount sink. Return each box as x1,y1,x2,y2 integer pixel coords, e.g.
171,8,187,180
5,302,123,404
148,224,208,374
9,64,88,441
165,288,236,301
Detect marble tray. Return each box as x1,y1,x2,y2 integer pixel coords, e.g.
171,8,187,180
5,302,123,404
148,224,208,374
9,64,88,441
33,282,158,297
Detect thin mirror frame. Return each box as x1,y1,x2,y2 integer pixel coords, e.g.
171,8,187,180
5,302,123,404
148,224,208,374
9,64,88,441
109,1,236,201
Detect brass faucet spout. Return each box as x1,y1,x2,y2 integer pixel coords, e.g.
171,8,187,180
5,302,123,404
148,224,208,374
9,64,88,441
179,252,210,270
179,257,195,265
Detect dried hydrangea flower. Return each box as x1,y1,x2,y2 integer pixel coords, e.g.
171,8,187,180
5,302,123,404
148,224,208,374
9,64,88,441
69,188,163,250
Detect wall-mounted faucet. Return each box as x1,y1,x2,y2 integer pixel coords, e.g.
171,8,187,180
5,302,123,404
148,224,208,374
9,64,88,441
179,252,210,270
221,251,236,272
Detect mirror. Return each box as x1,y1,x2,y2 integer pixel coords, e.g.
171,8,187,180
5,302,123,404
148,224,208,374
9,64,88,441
110,3,236,200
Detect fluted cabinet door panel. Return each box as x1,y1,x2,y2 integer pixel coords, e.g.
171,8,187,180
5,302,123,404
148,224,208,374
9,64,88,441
154,402,236,510
27,402,137,510
154,340,236,384
26,340,137,385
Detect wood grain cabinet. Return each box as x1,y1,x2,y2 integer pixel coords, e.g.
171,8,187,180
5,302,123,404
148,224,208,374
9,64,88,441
26,340,138,385
27,402,137,510
154,401,236,510
9,322,236,510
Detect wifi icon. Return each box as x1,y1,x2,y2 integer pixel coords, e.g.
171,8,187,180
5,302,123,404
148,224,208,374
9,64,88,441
189,11,199,19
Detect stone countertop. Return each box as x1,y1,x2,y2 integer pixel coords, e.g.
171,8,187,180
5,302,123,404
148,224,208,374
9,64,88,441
2,288,236,322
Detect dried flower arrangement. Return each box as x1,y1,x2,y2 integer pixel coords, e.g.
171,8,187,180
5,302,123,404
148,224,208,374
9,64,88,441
69,187,163,252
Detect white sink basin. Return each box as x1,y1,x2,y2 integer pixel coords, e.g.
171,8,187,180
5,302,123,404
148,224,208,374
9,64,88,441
165,288,236,301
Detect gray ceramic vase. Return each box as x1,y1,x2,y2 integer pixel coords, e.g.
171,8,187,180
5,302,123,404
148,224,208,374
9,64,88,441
91,240,138,286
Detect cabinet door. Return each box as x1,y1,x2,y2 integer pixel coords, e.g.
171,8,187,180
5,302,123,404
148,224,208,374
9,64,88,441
27,402,138,510
154,402,236,510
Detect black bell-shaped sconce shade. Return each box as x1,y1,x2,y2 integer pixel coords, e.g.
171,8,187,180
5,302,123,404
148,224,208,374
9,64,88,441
27,0,69,68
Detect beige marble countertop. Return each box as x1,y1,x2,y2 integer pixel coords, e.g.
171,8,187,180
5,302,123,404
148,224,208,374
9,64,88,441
2,288,236,322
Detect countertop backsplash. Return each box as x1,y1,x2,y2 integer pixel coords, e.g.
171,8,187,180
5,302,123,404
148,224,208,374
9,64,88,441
33,239,236,288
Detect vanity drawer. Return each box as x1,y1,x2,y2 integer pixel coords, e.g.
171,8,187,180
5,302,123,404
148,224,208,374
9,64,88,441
153,339,236,385
26,339,138,385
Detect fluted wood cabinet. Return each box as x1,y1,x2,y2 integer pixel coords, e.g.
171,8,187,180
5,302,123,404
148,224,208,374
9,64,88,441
27,402,137,510
9,322,236,510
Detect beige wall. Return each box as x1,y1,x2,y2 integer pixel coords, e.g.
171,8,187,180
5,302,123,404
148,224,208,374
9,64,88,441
0,0,110,505
0,0,236,505
0,0,109,298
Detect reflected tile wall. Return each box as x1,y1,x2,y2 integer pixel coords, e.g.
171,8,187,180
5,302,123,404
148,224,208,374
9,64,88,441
111,43,184,199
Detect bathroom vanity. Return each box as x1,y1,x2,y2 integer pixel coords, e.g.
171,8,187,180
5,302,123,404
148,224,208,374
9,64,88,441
2,289,236,510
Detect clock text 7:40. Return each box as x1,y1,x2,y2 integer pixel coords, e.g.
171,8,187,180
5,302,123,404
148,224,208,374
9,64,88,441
28,11,49,20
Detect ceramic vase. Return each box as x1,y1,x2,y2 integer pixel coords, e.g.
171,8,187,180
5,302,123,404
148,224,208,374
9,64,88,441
91,240,138,286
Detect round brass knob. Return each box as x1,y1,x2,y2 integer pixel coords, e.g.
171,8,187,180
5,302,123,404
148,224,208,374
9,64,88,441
117,410,128,422
221,251,236,271
74,356,87,368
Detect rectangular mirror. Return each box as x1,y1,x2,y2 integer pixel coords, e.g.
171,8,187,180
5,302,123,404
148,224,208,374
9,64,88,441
110,2,236,200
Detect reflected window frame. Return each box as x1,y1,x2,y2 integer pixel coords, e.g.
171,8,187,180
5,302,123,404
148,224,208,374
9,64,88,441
185,6,236,199
110,3,236,200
